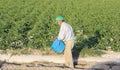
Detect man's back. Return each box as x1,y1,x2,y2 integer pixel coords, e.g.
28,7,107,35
58,22,75,41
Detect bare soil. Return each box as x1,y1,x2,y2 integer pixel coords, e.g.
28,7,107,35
0,50,120,70
0,61,84,70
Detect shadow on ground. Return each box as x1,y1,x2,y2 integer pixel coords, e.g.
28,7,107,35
72,30,101,66
88,59,120,70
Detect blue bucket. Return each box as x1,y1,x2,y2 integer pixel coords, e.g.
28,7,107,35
51,39,65,53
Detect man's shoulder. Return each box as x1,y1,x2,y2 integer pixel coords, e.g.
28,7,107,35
63,22,71,26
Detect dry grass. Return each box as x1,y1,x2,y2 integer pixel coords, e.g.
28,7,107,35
0,48,61,55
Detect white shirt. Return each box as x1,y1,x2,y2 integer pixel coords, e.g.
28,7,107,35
58,22,75,41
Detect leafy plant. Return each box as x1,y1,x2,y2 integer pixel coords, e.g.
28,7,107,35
0,0,119,52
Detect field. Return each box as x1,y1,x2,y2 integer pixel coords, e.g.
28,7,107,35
0,0,120,52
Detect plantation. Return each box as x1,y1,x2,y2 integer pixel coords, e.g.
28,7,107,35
0,0,120,51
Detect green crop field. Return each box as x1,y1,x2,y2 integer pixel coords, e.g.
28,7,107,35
0,0,120,51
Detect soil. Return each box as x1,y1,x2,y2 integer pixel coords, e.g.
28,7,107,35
0,61,83,70
0,50,120,70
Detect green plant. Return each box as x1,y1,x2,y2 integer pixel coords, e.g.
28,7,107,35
0,0,119,52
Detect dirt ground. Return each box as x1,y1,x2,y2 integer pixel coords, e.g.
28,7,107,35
1,61,120,70
0,61,85,70
0,50,120,70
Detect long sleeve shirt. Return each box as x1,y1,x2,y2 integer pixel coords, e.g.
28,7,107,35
58,22,75,41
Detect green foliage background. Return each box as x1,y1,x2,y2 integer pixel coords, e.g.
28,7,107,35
0,0,120,51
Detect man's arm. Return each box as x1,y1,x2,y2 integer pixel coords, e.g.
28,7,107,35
58,27,65,40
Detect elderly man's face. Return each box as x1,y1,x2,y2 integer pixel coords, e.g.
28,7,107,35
58,21,62,26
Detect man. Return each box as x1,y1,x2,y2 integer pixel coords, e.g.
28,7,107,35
56,16,75,69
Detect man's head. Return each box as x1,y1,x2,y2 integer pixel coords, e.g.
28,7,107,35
56,16,64,26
